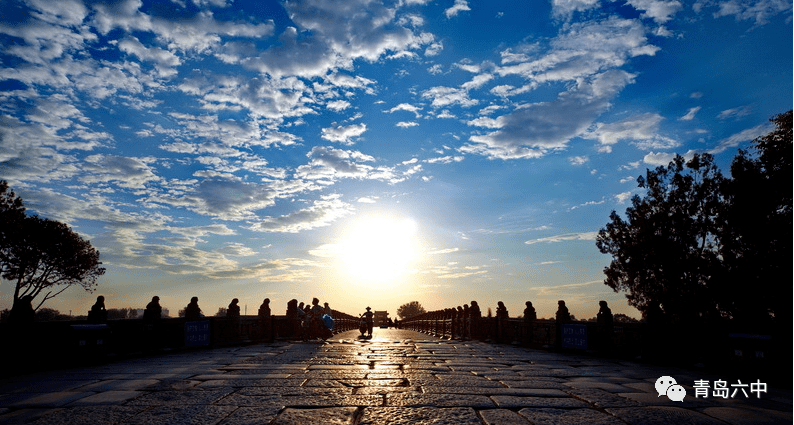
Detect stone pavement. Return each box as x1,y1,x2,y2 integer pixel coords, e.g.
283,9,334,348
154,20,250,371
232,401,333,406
0,328,790,424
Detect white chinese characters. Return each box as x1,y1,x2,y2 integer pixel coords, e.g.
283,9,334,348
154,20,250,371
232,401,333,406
693,379,767,399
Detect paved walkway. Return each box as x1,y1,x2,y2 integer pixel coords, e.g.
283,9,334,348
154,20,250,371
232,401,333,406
0,328,790,424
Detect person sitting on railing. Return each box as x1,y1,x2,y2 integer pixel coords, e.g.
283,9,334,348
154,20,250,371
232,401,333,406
184,297,203,321
258,298,271,317
87,295,108,324
227,298,241,318
143,296,161,322
523,301,537,343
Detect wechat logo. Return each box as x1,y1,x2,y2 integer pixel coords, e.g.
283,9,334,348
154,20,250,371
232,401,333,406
655,376,686,402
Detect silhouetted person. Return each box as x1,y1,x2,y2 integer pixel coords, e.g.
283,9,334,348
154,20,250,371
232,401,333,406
523,301,536,321
9,295,35,324
523,301,536,343
555,300,571,323
286,299,298,318
324,302,332,317
184,297,202,320
496,301,509,342
143,296,162,322
87,295,108,324
496,301,508,319
597,301,613,327
363,306,374,337
310,298,323,318
227,298,240,318
597,300,614,352
297,302,306,322
469,301,481,319
555,300,571,349
286,299,299,337
469,301,481,339
258,298,271,317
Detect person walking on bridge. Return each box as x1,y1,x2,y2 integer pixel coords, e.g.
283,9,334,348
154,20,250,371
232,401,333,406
363,306,374,337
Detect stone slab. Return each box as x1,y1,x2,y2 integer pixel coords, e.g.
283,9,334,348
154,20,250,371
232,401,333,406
517,407,626,425
271,407,359,425
479,408,532,424
358,407,482,425
386,392,495,408
607,406,728,424
491,395,590,408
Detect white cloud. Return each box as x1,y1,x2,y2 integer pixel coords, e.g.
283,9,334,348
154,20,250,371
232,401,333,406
464,70,636,159
551,0,600,19
422,86,479,108
250,195,353,233
118,37,181,77
626,0,683,23
296,146,385,181
81,154,161,189
326,100,352,112
497,17,658,84
445,0,471,18
615,191,633,203
396,121,419,128
708,123,773,154
321,123,368,145
385,103,423,118
425,41,444,56
428,64,444,74
679,106,701,121
155,178,311,221
643,151,679,165
525,231,598,245
718,105,753,120
584,113,679,152
695,0,792,25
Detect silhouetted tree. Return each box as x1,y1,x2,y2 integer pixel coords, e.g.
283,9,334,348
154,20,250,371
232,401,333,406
396,301,426,319
34,308,71,322
597,111,792,326
719,110,792,326
597,153,726,324
0,181,105,312
613,313,639,323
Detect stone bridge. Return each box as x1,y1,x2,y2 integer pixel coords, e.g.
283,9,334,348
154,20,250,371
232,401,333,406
0,328,790,424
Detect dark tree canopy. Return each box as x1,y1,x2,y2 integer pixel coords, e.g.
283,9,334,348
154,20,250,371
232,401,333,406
0,181,106,312
720,111,792,325
597,111,792,327
397,301,426,319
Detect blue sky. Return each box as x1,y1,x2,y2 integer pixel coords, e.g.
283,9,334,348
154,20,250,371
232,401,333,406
0,0,791,319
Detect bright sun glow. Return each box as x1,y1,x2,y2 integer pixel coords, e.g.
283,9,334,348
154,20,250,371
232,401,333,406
338,216,419,283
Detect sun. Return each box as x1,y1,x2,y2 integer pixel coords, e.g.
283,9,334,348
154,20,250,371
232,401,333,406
337,216,419,283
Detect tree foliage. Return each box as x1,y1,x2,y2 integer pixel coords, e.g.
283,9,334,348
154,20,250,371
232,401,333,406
0,181,106,311
597,111,792,326
396,300,426,319
720,110,792,324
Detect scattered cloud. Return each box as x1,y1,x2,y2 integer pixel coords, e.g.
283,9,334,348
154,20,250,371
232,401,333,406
321,123,368,145
445,0,471,18
525,232,598,245
680,106,701,121
250,195,354,233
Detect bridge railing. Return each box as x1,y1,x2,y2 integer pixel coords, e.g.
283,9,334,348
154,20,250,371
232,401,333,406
0,309,361,375
400,310,641,351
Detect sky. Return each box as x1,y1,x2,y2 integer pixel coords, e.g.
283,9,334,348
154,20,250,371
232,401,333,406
0,0,791,320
